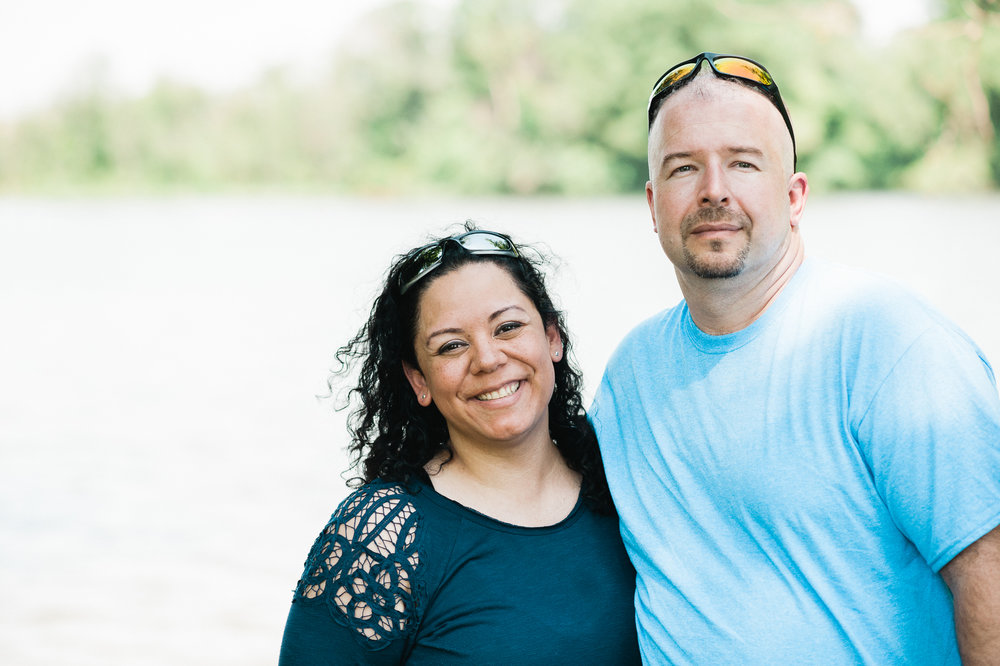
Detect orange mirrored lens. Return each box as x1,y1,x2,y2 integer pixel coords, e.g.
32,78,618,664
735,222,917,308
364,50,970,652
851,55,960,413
653,63,697,96
713,57,773,86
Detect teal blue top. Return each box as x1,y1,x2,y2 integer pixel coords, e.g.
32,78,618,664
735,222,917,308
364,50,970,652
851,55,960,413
279,480,640,665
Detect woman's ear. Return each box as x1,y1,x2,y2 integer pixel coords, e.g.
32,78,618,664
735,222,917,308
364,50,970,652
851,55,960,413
402,361,432,406
547,323,563,362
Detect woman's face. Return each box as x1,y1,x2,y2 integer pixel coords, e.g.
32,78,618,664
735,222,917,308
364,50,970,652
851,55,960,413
403,262,562,452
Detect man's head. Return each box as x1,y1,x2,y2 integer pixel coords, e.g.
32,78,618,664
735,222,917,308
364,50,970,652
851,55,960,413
647,53,796,170
645,52,807,285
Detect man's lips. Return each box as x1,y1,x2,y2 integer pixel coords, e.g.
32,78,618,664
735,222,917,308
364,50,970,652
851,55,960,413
689,222,744,235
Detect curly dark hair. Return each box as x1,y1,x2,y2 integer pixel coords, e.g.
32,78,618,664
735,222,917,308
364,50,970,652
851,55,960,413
333,221,614,514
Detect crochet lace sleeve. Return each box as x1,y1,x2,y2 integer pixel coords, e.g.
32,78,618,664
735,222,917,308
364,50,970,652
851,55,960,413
292,483,424,650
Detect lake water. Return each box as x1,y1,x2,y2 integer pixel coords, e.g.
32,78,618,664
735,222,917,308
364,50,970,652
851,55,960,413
2,193,999,664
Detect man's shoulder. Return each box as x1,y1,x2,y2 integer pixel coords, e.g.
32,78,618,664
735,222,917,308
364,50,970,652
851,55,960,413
801,258,939,322
798,258,986,361
802,257,907,296
612,303,686,353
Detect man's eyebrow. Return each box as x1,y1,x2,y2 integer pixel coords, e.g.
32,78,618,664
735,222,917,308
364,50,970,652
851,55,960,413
659,151,693,170
727,146,765,158
660,146,766,170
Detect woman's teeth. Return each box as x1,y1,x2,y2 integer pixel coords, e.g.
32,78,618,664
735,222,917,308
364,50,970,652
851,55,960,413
476,381,520,401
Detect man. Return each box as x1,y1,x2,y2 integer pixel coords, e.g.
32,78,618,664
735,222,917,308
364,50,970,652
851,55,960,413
591,52,1000,664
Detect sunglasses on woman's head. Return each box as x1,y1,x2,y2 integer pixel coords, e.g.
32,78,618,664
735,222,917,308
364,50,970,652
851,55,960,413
398,230,520,295
647,52,796,168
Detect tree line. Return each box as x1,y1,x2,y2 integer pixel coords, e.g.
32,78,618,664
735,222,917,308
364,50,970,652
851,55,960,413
1,0,997,195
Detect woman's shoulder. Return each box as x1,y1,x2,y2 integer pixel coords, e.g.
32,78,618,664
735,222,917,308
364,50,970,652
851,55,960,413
291,480,428,647
331,480,423,534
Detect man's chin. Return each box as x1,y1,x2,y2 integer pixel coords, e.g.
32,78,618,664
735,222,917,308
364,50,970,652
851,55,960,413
684,252,747,279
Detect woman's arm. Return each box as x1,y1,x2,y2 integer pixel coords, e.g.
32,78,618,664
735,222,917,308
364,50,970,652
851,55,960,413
278,484,423,665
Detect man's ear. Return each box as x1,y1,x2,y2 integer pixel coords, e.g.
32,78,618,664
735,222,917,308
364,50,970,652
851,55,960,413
647,181,658,233
787,172,809,229
402,361,432,406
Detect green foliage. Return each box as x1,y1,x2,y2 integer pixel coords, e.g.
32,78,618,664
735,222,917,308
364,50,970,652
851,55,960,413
1,0,998,194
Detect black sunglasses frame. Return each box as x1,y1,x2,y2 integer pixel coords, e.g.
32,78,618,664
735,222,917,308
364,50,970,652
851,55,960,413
397,230,520,295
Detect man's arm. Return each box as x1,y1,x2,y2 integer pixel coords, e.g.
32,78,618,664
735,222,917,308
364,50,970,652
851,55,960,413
940,524,1000,664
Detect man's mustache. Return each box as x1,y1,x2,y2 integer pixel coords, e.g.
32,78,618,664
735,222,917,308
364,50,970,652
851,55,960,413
682,207,750,233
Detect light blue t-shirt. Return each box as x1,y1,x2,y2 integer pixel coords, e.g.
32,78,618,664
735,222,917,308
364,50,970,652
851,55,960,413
592,258,1000,664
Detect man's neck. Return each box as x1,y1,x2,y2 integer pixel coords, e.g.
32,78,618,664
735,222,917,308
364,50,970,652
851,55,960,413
679,236,805,335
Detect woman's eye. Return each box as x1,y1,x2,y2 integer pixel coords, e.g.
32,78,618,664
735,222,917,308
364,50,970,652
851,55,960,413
437,341,465,354
496,321,524,336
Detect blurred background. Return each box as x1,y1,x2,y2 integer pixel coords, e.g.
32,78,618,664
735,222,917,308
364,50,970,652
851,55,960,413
2,0,999,194
2,0,999,664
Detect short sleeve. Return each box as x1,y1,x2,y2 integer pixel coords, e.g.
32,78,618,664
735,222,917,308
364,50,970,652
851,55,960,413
856,325,1000,571
279,483,424,665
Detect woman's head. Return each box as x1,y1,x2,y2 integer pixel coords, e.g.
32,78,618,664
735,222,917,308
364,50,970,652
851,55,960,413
402,259,563,453
336,221,612,512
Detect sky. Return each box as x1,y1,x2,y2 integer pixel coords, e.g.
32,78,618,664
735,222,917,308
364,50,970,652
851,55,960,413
0,0,934,120
0,0,407,118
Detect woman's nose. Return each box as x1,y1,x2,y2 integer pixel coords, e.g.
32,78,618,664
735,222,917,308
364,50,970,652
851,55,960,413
471,339,506,374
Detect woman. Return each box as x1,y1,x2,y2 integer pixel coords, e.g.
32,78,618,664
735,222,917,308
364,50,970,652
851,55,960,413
279,223,639,664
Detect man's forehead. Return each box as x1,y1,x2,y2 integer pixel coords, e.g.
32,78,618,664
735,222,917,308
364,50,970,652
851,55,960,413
662,70,765,110
649,71,795,173
659,73,783,130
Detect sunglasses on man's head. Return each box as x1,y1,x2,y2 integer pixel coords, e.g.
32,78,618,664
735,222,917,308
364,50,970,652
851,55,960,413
647,52,796,167
398,230,520,295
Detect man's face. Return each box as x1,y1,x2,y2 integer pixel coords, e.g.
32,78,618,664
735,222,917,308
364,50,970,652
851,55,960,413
645,75,804,284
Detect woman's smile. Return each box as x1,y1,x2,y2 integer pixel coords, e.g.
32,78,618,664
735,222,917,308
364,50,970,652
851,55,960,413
475,380,521,402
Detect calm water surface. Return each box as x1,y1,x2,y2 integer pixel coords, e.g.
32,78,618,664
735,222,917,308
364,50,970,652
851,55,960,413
1,194,998,664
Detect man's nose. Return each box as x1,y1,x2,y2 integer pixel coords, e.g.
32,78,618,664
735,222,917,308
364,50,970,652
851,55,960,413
699,163,730,207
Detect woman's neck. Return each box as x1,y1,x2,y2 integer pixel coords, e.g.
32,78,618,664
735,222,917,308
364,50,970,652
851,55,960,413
425,438,581,527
